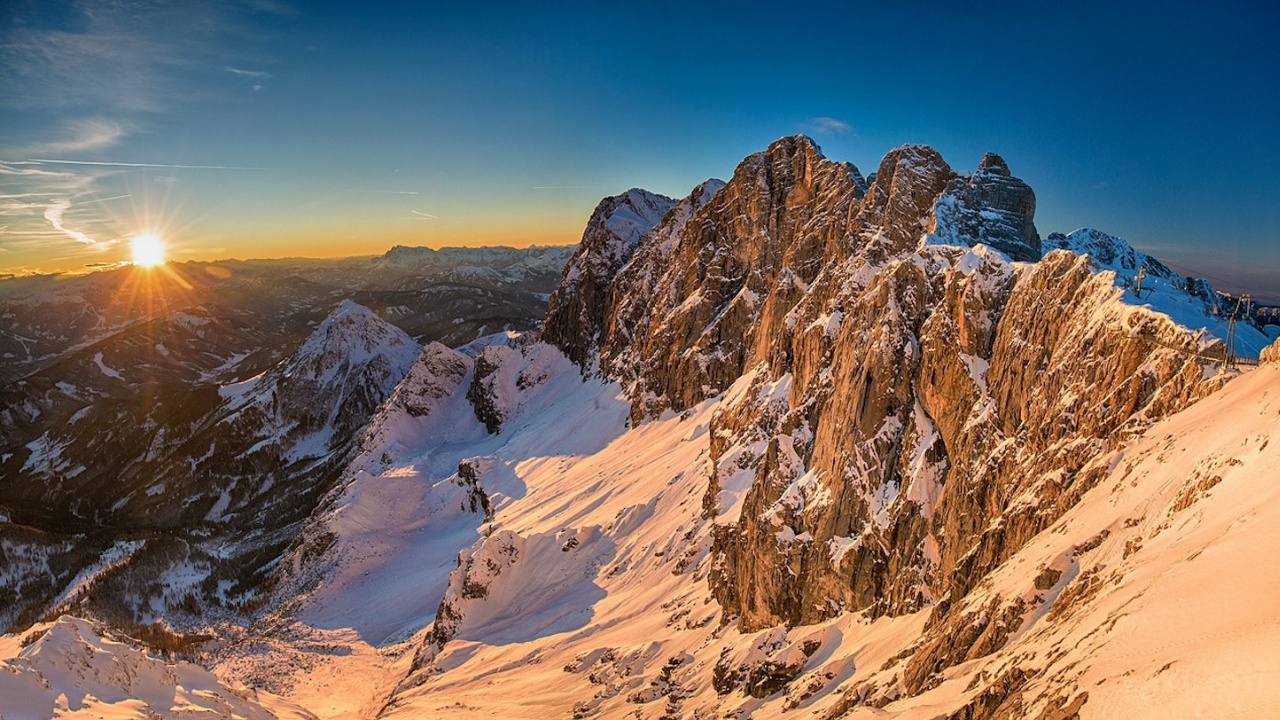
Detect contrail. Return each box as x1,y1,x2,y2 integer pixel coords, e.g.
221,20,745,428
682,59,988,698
24,159,261,170
80,193,132,204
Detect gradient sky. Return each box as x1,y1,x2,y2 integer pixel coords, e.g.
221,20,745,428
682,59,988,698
2,1,1278,300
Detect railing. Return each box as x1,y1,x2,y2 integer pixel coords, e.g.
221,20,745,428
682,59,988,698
1106,325,1260,368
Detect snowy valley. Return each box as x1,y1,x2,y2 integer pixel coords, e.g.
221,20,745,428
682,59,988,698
2,137,1278,719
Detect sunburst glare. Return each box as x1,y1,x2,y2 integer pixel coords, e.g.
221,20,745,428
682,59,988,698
131,233,167,267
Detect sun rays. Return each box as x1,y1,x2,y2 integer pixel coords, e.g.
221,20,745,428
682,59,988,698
131,232,166,267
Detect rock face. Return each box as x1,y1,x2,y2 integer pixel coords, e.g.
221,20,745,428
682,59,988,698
600,135,866,421
927,152,1039,261
542,135,1237,688
1263,338,1280,364
541,188,676,368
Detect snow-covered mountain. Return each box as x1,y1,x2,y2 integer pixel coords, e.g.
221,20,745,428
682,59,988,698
0,616,313,719
3,136,1276,719
372,244,574,287
0,245,572,635
542,188,678,367
0,300,423,636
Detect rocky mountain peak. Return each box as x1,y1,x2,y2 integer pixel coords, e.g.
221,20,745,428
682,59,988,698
541,188,676,368
220,298,420,461
977,151,1011,176
591,134,866,420
539,136,1242,647
1044,228,1171,277
855,143,957,258
608,188,678,245
693,177,727,206
380,244,437,265
926,152,1039,261
279,299,417,382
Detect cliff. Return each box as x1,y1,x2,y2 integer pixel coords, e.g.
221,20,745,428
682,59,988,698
541,134,1252,691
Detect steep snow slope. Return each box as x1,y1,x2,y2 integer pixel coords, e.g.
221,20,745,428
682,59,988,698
214,338,636,715
842,357,1280,719
209,338,1280,719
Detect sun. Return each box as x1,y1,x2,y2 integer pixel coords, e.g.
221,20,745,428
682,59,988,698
131,233,166,267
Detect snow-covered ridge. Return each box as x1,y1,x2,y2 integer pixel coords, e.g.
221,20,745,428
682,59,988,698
541,187,680,367
0,616,312,719
1042,228,1269,358
373,244,575,278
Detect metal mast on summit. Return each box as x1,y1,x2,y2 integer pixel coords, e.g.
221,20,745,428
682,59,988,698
1225,293,1252,369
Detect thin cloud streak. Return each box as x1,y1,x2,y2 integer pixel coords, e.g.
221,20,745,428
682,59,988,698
22,159,262,170
226,67,272,79
410,210,439,219
43,201,96,244
805,116,853,135
79,194,133,205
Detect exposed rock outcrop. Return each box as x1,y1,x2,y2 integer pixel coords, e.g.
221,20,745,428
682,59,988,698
541,188,675,368
927,152,1039,261
1263,337,1280,364
599,135,866,422
541,135,1242,698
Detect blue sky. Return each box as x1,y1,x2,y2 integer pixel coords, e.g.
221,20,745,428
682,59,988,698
2,1,1278,300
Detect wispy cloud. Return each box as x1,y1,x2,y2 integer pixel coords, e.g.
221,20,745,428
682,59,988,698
227,67,272,79
0,161,123,259
3,2,277,116
79,194,133,205
1,2,281,270
23,118,129,155
43,200,97,244
410,210,439,219
21,159,261,170
805,117,853,135
227,67,271,91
